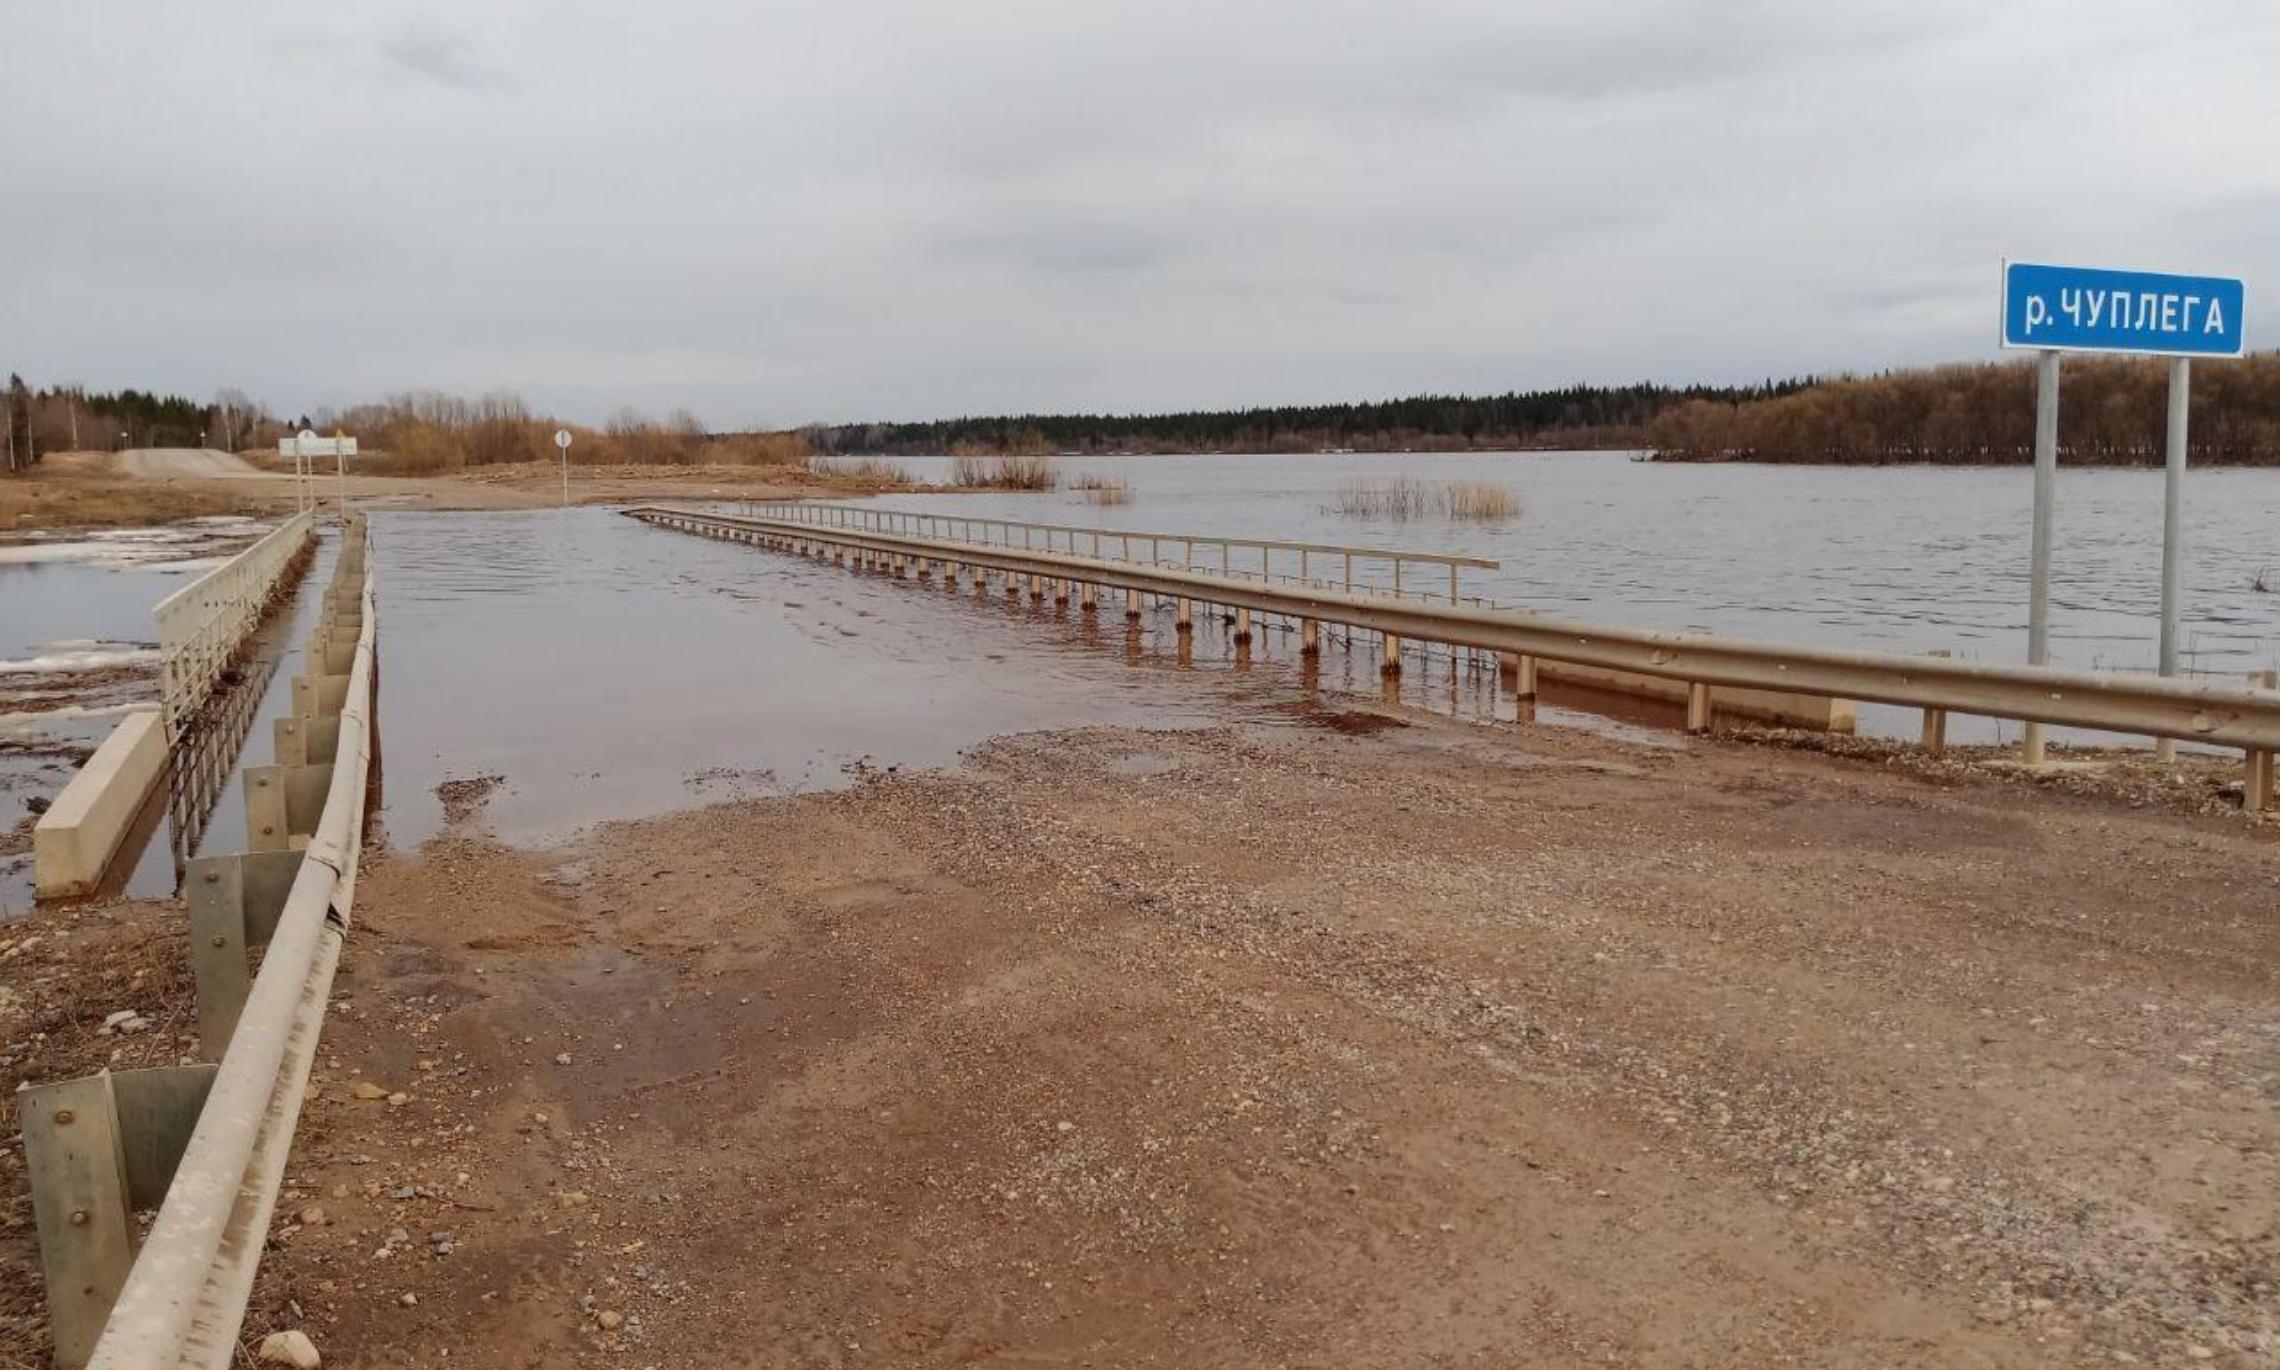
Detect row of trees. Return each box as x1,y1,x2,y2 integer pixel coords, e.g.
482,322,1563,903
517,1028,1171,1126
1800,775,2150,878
20,353,2279,474
3,374,279,470
316,390,807,471
1646,353,2280,464
802,381,1817,456
0,375,811,474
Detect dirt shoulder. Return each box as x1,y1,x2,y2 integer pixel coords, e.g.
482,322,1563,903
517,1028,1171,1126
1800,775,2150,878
117,706,2267,1368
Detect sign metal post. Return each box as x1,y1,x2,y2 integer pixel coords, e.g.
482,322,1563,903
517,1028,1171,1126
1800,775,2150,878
1998,261,2246,766
554,428,573,507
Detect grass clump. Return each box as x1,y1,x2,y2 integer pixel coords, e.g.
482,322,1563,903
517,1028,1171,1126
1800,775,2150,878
808,455,911,485
1327,476,1521,522
951,453,1060,490
1072,474,1132,505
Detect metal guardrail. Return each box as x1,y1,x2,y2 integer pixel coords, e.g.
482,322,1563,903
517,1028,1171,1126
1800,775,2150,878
153,512,316,740
18,515,376,1369
741,500,1499,603
629,506,2280,766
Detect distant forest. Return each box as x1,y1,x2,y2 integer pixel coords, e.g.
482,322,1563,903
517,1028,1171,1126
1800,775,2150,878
801,381,1815,457
16,352,2280,474
1646,353,2280,465
1,373,281,472
804,354,2280,465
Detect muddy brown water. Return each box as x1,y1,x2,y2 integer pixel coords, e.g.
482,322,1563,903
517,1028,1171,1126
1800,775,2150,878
372,505,1625,848
368,508,1248,849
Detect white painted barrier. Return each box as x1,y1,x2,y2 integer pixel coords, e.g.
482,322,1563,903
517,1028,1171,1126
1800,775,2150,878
31,710,168,898
153,511,314,739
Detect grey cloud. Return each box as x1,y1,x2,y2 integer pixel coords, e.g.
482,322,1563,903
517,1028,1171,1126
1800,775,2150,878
379,24,506,91
938,217,1181,277
1,0,2276,426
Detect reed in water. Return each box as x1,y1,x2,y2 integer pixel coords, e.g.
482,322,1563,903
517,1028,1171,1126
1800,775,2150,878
1327,476,1520,521
951,453,1060,489
1073,474,1132,505
809,455,910,485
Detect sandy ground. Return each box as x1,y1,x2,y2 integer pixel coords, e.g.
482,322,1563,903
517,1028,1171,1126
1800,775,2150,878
112,447,271,479
0,702,2221,1368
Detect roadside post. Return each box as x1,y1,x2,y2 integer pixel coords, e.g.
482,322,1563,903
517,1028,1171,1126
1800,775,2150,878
334,427,349,514
555,428,573,506
295,428,317,516
1997,262,2247,766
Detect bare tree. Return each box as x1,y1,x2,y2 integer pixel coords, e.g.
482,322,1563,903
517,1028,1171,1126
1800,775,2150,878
214,387,259,452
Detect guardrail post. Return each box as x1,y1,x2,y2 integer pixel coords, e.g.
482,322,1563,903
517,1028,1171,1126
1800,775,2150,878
1081,581,1098,612
1301,619,1319,654
187,849,304,1058
1175,597,1193,632
21,1075,133,1368
1028,574,1044,601
2250,669,2278,815
1126,588,1143,621
1234,607,1252,644
22,1065,219,1368
1686,682,1713,734
1921,650,1953,757
243,764,333,852
290,673,351,720
1382,634,1403,675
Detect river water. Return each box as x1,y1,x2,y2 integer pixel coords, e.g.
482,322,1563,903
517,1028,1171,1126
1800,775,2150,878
847,451,2280,681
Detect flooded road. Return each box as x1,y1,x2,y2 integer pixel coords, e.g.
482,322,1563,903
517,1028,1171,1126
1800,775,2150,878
369,508,1259,849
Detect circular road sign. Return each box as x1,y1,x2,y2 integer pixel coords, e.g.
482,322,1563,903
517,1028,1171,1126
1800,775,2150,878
554,429,573,450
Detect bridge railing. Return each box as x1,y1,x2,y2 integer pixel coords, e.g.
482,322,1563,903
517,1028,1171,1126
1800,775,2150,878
740,500,1498,604
153,511,316,741
18,514,378,1369
631,505,2280,795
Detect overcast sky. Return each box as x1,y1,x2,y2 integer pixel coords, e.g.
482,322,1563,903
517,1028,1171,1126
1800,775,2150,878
3,1,2275,428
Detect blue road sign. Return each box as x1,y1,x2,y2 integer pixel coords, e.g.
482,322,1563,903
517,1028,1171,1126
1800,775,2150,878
2001,262,2246,357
